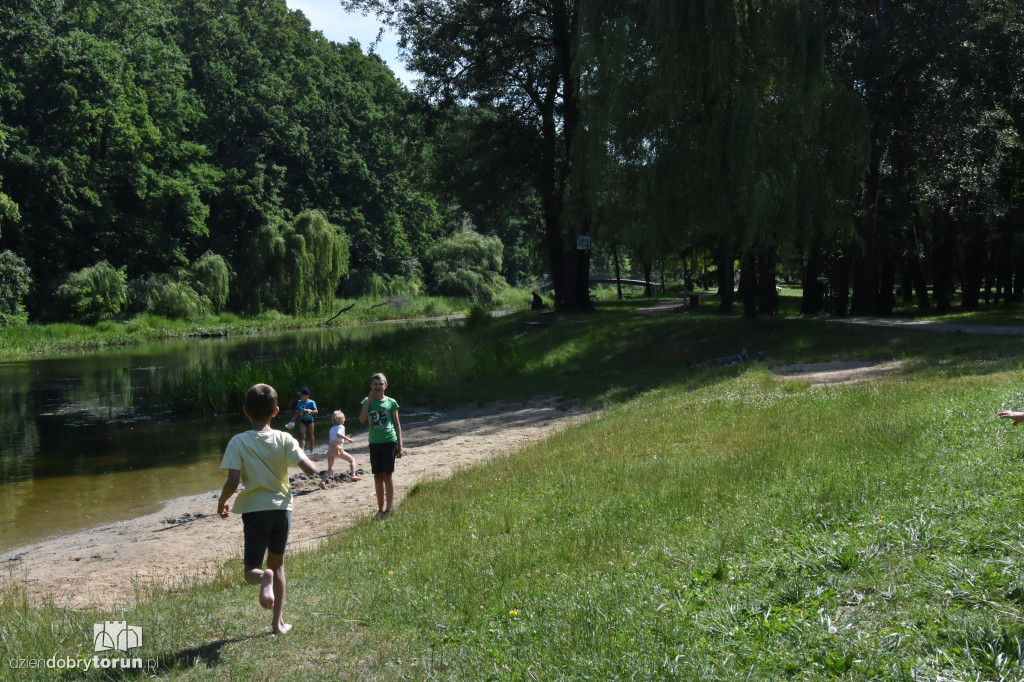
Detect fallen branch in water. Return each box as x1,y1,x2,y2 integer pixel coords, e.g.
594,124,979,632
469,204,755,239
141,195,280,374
322,302,355,326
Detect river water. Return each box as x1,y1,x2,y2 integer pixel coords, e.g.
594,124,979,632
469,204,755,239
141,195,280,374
0,327,388,552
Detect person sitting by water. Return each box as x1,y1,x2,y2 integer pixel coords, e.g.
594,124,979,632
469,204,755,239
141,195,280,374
531,291,549,310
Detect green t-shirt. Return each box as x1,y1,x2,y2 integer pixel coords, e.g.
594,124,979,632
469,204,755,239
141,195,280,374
221,429,305,513
362,396,399,444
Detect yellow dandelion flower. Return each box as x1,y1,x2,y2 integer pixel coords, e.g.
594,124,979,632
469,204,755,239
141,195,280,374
509,610,519,617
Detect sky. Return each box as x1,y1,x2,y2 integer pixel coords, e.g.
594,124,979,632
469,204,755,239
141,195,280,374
284,0,417,86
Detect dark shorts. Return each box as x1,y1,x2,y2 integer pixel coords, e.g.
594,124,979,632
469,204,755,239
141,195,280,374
369,441,398,475
241,509,291,567
299,419,314,425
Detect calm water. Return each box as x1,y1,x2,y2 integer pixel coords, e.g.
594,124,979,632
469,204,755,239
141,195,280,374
0,327,388,552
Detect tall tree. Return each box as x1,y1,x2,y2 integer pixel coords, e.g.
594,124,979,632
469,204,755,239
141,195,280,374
818,1,1024,315
341,0,594,309
577,1,859,315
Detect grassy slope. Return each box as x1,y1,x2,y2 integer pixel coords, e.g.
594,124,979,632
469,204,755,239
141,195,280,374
5,302,1024,679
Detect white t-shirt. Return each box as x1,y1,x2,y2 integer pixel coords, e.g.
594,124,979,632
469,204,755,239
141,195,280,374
220,429,305,513
329,424,346,442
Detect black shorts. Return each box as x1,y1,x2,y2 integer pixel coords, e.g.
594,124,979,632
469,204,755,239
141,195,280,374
241,509,291,567
369,441,398,475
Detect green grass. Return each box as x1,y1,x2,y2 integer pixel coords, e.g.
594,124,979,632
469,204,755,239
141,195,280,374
154,291,1024,416
8,307,1024,679
0,292,531,359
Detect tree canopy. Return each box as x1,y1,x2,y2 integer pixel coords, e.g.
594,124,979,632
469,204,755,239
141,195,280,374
0,0,1022,323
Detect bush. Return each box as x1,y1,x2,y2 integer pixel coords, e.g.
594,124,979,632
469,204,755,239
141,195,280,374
346,270,390,298
422,231,508,303
0,250,32,324
188,252,231,313
129,274,212,321
55,260,127,323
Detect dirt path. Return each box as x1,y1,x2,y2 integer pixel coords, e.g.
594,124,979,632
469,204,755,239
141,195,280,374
829,318,1024,335
770,360,906,387
0,398,590,609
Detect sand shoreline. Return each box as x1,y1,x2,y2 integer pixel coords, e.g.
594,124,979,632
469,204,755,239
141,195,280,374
0,397,591,609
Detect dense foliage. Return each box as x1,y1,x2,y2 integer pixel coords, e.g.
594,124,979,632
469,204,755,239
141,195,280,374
0,250,31,323
422,230,507,303
0,0,441,322
0,0,1021,323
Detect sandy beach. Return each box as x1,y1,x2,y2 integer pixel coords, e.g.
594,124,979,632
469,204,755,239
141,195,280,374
0,397,591,609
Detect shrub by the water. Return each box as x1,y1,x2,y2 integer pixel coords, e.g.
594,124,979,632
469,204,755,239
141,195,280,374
54,260,127,323
423,230,508,303
130,274,212,321
188,251,230,313
0,250,31,324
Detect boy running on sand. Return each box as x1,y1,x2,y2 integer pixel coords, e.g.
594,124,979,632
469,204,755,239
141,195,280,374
359,373,403,519
218,383,324,634
322,410,362,484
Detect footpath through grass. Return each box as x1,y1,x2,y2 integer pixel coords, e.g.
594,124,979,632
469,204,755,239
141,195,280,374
5,309,1024,679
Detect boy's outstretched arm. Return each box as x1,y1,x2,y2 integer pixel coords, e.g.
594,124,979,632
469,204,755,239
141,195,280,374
299,457,327,489
219,469,241,517
999,410,1024,426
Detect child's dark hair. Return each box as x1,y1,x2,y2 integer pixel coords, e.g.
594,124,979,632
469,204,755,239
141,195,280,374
244,383,278,421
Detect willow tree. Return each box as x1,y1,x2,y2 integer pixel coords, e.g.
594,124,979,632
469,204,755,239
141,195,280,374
283,210,351,316
577,1,864,315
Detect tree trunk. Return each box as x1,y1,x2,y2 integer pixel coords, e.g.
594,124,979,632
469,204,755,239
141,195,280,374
831,251,851,316
613,241,623,300
716,235,734,313
910,252,930,309
757,253,778,315
960,219,984,311
879,260,895,315
932,210,956,313
801,247,824,315
739,252,757,319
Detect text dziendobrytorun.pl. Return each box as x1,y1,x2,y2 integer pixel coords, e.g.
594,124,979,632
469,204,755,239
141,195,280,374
8,655,158,671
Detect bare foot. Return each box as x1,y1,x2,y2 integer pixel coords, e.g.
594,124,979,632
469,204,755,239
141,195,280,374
350,475,362,482
259,571,275,610
273,622,292,635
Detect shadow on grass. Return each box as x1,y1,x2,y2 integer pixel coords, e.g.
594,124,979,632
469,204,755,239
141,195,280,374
484,306,1024,406
156,301,1024,417
164,634,264,669
86,634,264,678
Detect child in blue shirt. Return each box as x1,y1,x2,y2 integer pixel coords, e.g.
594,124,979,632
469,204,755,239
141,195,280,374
287,388,318,454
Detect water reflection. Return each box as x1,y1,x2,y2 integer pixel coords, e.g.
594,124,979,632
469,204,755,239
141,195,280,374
0,327,385,552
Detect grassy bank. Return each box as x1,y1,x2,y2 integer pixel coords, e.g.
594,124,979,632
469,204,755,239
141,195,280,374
0,291,531,359
5,309,1024,679
157,293,1024,416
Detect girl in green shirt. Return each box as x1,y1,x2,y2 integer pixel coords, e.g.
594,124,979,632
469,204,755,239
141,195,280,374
359,372,403,518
